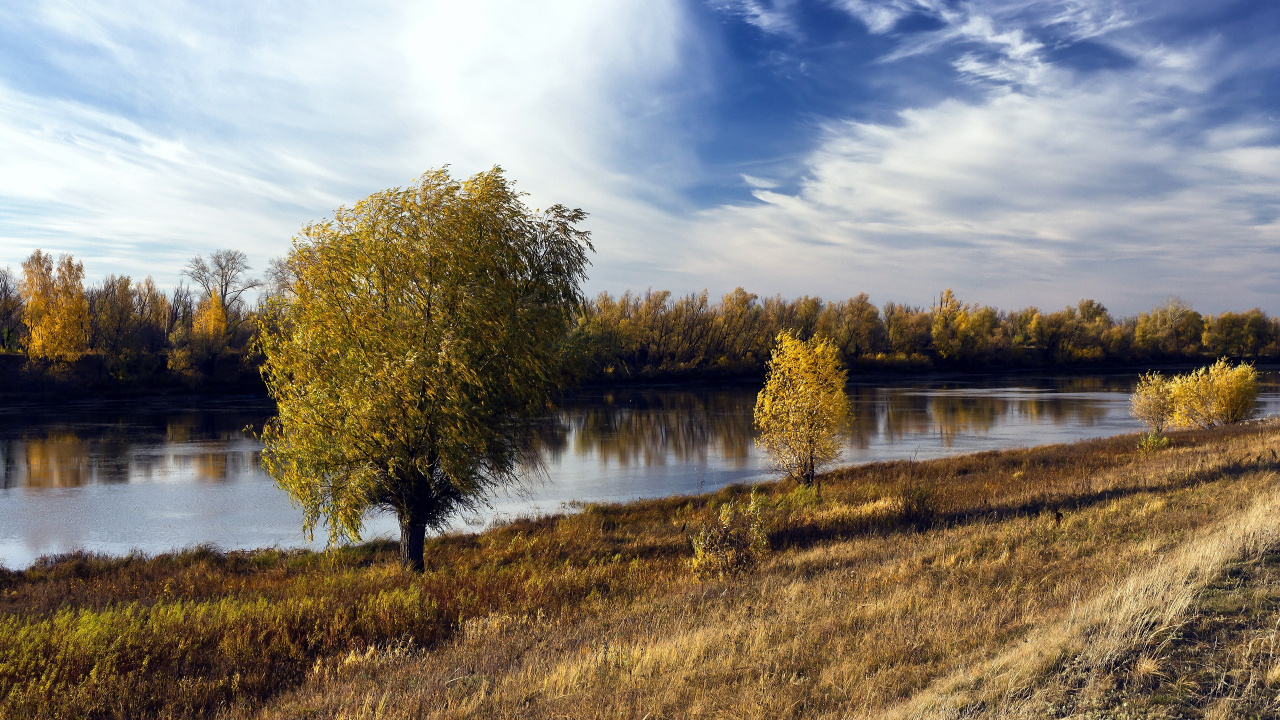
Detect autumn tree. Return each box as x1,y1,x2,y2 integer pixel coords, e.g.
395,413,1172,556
171,291,228,378
1134,297,1202,356
88,275,141,375
754,331,851,485
257,167,592,572
132,277,171,353
20,250,89,363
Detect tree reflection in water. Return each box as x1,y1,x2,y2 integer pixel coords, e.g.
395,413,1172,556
0,401,272,490
1,376,1271,490
546,390,758,469
545,379,1141,466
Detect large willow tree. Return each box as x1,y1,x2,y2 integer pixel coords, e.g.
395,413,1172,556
258,167,592,571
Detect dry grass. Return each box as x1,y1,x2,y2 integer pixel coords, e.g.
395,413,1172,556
5,422,1280,719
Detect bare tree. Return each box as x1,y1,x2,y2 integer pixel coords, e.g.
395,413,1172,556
166,282,195,338
262,256,296,303
0,266,23,351
182,250,262,327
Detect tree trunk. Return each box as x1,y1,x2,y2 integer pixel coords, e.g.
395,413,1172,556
399,513,426,573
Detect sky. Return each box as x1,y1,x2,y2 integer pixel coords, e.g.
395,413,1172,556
0,0,1277,315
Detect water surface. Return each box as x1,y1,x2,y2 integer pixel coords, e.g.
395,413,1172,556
3,375,1277,568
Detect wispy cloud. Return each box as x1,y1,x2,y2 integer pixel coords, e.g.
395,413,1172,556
667,0,1280,313
1,0,1277,316
0,0,698,288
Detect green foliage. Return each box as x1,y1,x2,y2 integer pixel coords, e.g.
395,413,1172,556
256,167,592,570
1136,431,1170,455
754,331,852,484
689,491,770,578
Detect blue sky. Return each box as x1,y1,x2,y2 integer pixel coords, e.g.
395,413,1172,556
1,0,1277,314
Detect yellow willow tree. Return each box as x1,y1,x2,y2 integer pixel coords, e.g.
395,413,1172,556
1168,358,1259,428
20,250,88,363
754,331,852,485
257,167,592,572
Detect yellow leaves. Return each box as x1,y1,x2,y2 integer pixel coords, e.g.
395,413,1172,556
1130,372,1176,434
1168,358,1258,428
20,250,88,363
192,291,227,345
257,166,592,549
1130,359,1259,433
754,331,851,483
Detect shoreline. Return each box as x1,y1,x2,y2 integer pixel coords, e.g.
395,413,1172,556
5,349,1279,403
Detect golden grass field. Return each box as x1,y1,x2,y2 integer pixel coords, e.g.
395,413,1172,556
5,421,1280,719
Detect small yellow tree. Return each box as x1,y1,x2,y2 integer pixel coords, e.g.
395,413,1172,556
170,291,227,377
754,331,851,484
20,250,88,363
192,291,227,350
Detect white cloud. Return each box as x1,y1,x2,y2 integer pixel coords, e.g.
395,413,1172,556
829,0,919,34
2,0,1277,318
710,0,804,38
669,41,1280,314
0,0,699,291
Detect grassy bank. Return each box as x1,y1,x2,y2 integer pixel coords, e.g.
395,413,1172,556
4,423,1280,719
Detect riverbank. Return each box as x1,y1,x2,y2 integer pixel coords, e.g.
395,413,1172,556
5,347,1276,402
4,422,1280,718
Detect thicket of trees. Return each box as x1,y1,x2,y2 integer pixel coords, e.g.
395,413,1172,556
0,249,262,386
3,248,1279,388
573,289,1280,378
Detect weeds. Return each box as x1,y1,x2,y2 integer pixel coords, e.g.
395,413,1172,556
1137,431,1170,455
689,490,770,578
892,480,937,528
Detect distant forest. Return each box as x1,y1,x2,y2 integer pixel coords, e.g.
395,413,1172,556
2,250,1278,393
573,288,1277,378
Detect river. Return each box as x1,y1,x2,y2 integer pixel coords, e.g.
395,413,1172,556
3,373,1278,568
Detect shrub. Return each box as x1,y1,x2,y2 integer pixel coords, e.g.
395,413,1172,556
1136,431,1170,455
1130,360,1259,435
1168,359,1259,428
893,482,937,528
689,491,770,579
1130,372,1175,434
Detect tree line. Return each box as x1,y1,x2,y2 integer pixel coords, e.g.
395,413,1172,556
573,288,1280,378
3,250,1279,387
0,249,272,385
